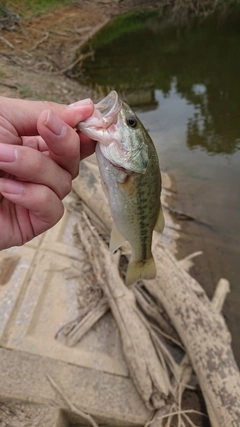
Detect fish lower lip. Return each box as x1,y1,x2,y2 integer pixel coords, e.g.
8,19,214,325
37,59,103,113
95,90,122,120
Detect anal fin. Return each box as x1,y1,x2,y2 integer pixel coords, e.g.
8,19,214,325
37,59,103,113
110,224,126,253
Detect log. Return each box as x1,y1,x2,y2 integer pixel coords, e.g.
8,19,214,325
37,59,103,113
146,241,240,426
70,159,240,426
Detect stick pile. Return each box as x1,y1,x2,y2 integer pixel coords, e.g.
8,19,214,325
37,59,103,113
59,159,240,426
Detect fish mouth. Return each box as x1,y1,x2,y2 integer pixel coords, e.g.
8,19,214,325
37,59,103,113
95,90,122,128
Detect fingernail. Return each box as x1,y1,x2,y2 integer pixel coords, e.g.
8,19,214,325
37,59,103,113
44,109,66,136
68,99,92,107
0,178,24,194
0,143,18,162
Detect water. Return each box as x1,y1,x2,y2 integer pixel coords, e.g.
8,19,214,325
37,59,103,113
72,11,240,362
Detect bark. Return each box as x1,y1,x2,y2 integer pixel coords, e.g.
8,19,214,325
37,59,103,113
146,240,240,426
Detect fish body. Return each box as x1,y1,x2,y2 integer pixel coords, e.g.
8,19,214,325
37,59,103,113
79,91,164,285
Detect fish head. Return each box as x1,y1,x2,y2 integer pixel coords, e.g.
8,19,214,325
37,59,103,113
79,91,149,173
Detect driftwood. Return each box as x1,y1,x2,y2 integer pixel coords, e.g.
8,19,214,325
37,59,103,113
65,159,240,426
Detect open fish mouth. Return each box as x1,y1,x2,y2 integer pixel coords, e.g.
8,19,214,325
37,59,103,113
77,90,123,145
94,90,122,128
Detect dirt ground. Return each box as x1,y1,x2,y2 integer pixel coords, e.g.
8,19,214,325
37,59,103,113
0,0,162,103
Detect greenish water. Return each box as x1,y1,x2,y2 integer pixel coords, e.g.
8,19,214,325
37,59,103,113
73,12,240,363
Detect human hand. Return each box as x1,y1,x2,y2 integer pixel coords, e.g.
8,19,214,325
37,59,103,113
0,96,95,250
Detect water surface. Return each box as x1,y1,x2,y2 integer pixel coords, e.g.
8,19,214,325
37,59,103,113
73,12,240,362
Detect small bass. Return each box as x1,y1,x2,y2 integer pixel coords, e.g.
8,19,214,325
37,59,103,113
79,91,164,285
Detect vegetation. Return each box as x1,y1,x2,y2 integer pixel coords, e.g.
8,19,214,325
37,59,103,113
1,0,72,19
2,0,240,22
83,10,158,49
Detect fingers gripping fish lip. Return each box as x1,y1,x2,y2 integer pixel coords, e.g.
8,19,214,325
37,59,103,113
79,90,150,172
78,91,122,145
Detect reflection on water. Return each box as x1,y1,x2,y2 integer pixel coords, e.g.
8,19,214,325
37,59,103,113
73,12,240,155
72,12,240,363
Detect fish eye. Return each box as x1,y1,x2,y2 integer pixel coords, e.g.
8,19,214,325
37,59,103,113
126,116,138,129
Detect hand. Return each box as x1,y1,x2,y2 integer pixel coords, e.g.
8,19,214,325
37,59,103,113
0,96,95,250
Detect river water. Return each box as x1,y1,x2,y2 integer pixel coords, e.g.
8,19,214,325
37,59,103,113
72,11,240,363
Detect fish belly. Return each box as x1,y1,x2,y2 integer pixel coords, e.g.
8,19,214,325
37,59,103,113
96,143,161,284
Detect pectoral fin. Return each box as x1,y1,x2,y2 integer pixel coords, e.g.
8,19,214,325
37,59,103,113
110,224,126,253
154,207,165,233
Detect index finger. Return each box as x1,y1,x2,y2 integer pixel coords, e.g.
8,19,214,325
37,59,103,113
0,96,94,138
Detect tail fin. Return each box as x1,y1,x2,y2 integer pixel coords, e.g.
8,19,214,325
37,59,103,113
125,256,156,286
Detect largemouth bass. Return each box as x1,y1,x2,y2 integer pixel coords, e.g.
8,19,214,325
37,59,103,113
79,91,164,285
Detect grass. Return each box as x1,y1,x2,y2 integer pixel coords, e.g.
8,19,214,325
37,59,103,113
19,84,37,99
2,0,240,22
89,10,159,48
4,0,73,19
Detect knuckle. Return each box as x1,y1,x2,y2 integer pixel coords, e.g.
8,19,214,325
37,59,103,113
32,153,44,174
21,147,43,175
72,163,79,180
65,142,80,163
62,172,72,197
36,186,52,206
34,188,64,224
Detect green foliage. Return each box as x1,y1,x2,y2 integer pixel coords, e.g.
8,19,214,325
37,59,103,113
6,0,72,18
84,10,159,50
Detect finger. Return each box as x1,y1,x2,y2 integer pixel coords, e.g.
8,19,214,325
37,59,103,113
37,109,82,178
0,96,94,138
78,132,97,160
22,135,48,152
0,142,72,200
0,178,64,238
0,114,19,145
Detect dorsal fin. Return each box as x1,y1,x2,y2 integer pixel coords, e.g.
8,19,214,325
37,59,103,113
154,207,165,233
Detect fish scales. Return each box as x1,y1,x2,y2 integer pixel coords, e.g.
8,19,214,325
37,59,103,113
79,91,164,285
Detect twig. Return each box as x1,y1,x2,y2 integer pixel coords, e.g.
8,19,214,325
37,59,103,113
27,31,49,52
150,322,184,350
73,25,92,34
178,383,182,427
132,283,179,340
145,409,207,426
0,35,14,49
46,374,100,427
66,297,109,346
49,29,70,37
211,278,230,313
0,81,18,89
178,251,203,272
182,412,200,427
1,53,25,67
53,51,94,75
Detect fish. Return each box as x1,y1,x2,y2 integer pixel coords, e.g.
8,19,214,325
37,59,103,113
78,90,164,285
